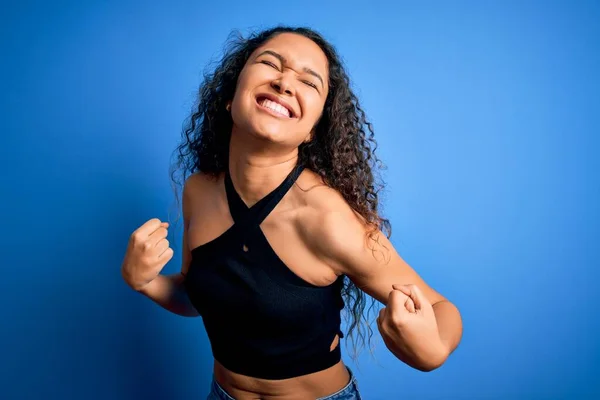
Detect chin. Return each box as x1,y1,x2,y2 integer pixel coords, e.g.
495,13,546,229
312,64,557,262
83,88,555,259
250,127,289,144
241,117,288,143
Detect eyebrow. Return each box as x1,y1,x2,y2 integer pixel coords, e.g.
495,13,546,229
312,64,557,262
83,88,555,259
256,50,325,88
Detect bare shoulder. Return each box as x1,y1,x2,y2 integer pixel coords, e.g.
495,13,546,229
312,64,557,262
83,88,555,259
294,169,358,220
183,170,221,198
294,169,447,307
182,171,222,215
293,169,372,269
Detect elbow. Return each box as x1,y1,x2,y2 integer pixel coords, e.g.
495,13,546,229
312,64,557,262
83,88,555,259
414,344,451,372
415,359,445,372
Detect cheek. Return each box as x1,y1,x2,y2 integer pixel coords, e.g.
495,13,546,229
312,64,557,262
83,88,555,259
230,90,254,122
232,69,255,101
300,92,326,124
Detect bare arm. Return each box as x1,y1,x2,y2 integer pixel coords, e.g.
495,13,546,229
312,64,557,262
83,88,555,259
129,177,199,317
305,189,462,371
137,273,198,317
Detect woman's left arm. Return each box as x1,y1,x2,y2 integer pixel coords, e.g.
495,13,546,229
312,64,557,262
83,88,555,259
309,206,463,372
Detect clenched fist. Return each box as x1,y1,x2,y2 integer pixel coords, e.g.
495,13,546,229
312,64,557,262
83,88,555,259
121,218,174,291
377,284,447,371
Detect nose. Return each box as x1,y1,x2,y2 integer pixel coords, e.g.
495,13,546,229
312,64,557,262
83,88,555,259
270,75,295,96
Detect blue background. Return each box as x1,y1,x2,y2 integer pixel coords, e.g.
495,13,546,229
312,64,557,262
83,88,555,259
2,1,599,399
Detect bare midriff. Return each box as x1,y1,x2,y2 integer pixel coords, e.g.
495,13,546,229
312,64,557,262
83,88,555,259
213,359,351,400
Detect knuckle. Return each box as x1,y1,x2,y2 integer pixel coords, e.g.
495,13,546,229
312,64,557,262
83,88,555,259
390,291,402,301
133,231,145,241
162,248,174,262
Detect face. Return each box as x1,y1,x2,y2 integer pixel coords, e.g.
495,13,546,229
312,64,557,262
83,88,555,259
230,33,329,148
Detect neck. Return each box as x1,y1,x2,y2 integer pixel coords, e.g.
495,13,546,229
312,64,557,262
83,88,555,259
227,126,300,207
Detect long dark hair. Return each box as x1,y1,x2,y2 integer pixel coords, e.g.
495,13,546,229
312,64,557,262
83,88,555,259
169,25,391,361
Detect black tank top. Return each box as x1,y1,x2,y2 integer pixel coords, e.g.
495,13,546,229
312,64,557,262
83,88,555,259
183,162,345,380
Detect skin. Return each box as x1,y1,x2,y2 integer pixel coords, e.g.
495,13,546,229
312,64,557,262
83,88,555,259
173,32,461,399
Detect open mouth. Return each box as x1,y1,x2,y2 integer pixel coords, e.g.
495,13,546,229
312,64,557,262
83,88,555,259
256,95,296,118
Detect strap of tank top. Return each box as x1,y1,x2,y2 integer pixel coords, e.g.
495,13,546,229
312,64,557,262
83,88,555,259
252,163,304,227
224,163,305,228
224,171,250,223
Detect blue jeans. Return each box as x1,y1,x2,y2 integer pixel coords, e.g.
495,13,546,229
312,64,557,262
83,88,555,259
207,368,362,400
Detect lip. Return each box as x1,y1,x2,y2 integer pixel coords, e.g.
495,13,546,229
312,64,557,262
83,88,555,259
255,93,298,118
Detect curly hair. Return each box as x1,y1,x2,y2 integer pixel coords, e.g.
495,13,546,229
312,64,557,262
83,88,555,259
169,25,391,361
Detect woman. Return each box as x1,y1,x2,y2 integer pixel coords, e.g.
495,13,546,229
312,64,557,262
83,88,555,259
121,26,463,400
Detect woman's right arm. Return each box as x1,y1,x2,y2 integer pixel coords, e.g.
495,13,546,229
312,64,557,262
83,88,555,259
137,272,199,317
124,177,200,317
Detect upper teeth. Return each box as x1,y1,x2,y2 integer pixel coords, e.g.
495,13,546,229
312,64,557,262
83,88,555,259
260,98,291,117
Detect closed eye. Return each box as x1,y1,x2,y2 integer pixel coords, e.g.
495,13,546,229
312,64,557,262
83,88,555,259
260,60,279,69
260,59,319,91
302,80,318,90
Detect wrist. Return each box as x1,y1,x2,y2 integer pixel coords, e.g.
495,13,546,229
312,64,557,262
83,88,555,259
121,266,151,292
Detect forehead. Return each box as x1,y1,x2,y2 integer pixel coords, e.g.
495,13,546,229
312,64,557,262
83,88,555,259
253,33,329,78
